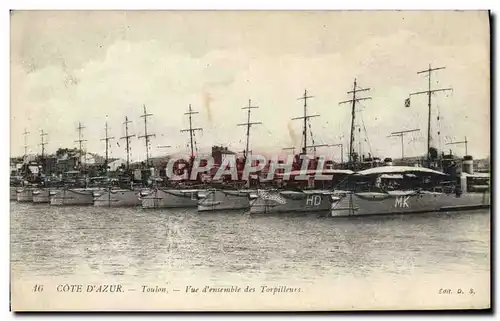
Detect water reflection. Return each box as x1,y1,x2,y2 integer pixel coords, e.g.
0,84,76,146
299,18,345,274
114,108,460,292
11,202,490,285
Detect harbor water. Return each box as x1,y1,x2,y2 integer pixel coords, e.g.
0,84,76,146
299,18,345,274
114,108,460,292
10,202,490,309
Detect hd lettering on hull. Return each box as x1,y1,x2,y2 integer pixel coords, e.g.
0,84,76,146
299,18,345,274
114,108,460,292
306,195,322,206
394,196,410,208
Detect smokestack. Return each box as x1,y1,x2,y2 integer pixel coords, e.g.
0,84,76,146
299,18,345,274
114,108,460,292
462,155,474,175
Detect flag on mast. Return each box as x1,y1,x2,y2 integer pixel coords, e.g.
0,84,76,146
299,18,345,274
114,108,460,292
404,97,411,108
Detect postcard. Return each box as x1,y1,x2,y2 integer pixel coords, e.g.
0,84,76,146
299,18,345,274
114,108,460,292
10,10,491,311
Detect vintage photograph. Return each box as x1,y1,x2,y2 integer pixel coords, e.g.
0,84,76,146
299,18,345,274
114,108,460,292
10,10,490,311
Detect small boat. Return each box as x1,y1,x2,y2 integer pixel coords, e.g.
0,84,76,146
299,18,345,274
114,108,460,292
330,166,490,217
141,188,202,209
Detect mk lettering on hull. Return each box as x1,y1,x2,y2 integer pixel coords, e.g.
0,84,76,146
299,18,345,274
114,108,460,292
394,196,410,208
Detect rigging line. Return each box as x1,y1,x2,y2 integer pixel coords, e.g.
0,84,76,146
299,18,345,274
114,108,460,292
192,130,198,153
307,119,314,145
307,119,316,153
437,101,442,152
358,106,373,156
260,122,274,135
299,133,304,155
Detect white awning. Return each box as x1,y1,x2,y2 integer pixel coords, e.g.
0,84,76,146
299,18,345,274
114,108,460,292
355,166,447,176
380,174,404,179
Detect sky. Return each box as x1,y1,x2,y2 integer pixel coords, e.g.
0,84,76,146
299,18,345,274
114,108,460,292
10,10,490,162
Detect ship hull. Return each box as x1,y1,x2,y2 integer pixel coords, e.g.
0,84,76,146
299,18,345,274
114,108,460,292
331,190,490,217
32,188,54,203
141,189,201,209
198,190,253,212
249,190,334,214
93,189,143,207
50,188,99,206
16,188,33,202
10,187,17,200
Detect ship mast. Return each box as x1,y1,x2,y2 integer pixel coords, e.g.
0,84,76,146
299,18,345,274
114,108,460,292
120,116,135,170
75,122,87,169
139,105,155,167
39,129,48,161
409,64,452,164
282,147,296,154
446,136,468,156
389,128,420,160
180,104,203,158
292,89,327,155
339,79,371,163
330,143,344,164
22,128,29,161
237,99,262,160
101,120,115,170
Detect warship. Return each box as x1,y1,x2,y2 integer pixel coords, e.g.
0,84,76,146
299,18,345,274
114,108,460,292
198,99,263,212
141,104,207,209
330,65,490,217
249,169,354,214
93,112,152,207
249,89,347,214
330,165,490,217
50,172,105,206
141,188,200,209
14,130,49,202
50,122,109,206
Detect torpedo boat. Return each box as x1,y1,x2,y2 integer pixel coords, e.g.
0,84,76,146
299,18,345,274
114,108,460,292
92,171,148,207
249,169,353,214
198,188,255,212
141,188,201,209
198,99,265,212
93,189,142,207
330,165,490,217
50,187,103,206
